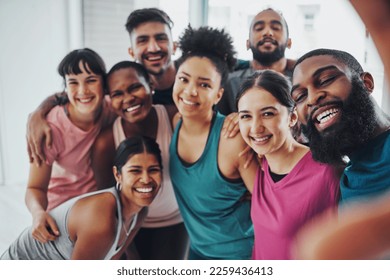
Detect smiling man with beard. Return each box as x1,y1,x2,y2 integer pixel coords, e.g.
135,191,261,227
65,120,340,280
291,48,390,204
217,8,296,116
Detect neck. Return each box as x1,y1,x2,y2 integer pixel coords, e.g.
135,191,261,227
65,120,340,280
251,57,288,73
67,104,100,131
264,137,308,174
371,109,390,138
151,63,176,90
180,110,214,134
122,107,157,139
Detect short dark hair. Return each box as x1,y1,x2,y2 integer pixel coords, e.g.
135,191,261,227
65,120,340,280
236,69,294,112
252,8,290,38
114,136,163,174
177,25,236,87
125,8,173,35
294,48,364,77
107,61,150,84
57,48,106,91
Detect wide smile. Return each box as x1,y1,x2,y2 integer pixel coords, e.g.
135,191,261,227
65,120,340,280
143,52,166,63
249,134,272,144
123,104,142,114
76,96,95,104
312,105,342,132
181,98,198,107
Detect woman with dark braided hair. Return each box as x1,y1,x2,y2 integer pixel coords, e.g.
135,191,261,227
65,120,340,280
169,26,257,260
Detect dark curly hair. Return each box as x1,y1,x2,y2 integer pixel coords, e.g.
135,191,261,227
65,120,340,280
177,25,237,87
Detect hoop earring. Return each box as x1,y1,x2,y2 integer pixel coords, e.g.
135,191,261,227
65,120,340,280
116,181,122,191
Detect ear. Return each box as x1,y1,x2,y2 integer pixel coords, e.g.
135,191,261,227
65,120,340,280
113,166,121,182
286,38,292,49
128,47,135,60
289,108,298,127
172,41,178,55
215,87,224,105
360,72,374,95
246,39,250,50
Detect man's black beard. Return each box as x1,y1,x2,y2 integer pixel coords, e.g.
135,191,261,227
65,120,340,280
250,42,286,66
302,78,377,165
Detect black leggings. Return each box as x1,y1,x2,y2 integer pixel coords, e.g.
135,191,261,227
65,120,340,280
134,222,189,260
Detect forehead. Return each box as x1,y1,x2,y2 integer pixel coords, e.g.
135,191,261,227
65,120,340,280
239,87,282,108
293,55,350,82
131,21,172,38
108,68,145,86
179,57,220,78
251,10,285,28
126,152,158,165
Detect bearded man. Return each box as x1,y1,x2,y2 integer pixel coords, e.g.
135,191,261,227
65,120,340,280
217,8,296,116
291,48,390,204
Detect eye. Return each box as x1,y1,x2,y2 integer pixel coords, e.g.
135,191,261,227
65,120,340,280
292,90,308,104
178,76,188,83
200,83,211,89
86,78,98,84
148,167,161,173
263,111,275,117
239,113,252,120
155,34,168,42
110,91,123,98
318,76,335,87
128,168,142,174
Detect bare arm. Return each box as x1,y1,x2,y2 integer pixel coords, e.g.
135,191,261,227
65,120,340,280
69,195,116,260
91,127,116,189
26,92,66,166
25,162,60,243
294,196,390,259
350,0,390,77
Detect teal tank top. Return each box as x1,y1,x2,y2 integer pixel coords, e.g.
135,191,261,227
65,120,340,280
169,112,254,259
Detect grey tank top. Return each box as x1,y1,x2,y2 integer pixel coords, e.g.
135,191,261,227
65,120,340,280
1,187,141,260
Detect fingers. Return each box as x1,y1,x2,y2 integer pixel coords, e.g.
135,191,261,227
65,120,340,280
222,113,239,138
46,217,60,237
32,224,58,243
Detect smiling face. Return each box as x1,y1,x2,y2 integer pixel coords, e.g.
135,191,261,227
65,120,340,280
292,54,377,163
291,55,353,131
247,9,291,65
173,56,223,119
238,87,296,156
128,21,176,76
108,67,152,124
114,151,162,208
65,61,104,117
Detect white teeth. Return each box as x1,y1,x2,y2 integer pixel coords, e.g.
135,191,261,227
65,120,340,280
251,135,270,142
316,108,339,123
135,187,153,193
182,99,196,106
126,104,141,112
146,55,162,61
78,97,93,103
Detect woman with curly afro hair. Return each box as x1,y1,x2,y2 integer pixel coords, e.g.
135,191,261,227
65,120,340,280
169,25,257,260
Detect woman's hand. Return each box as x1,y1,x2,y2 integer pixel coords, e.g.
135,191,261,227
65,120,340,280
222,112,239,138
31,210,60,243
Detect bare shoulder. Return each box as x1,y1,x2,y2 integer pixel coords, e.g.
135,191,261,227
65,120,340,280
94,126,115,152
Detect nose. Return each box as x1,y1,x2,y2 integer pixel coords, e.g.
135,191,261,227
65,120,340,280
123,91,135,104
147,38,161,52
184,82,197,97
251,116,265,134
263,25,274,37
78,82,89,95
140,171,152,184
307,90,326,108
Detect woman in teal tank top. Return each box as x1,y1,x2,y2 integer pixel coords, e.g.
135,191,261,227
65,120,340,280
169,26,258,259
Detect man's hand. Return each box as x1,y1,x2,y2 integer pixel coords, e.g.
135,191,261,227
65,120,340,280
26,112,52,166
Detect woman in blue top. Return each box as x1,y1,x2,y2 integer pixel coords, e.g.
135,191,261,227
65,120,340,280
169,26,257,260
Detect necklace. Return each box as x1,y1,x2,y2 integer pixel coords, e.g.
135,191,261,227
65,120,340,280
122,215,137,237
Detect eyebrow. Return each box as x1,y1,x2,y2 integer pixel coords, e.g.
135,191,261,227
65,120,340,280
180,71,212,82
252,20,282,29
238,106,277,113
291,65,340,93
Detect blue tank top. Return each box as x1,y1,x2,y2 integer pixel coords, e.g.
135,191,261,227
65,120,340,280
169,112,254,259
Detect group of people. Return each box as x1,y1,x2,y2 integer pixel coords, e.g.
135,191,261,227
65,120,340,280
2,1,390,260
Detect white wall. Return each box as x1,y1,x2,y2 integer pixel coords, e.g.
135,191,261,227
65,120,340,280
0,0,70,185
